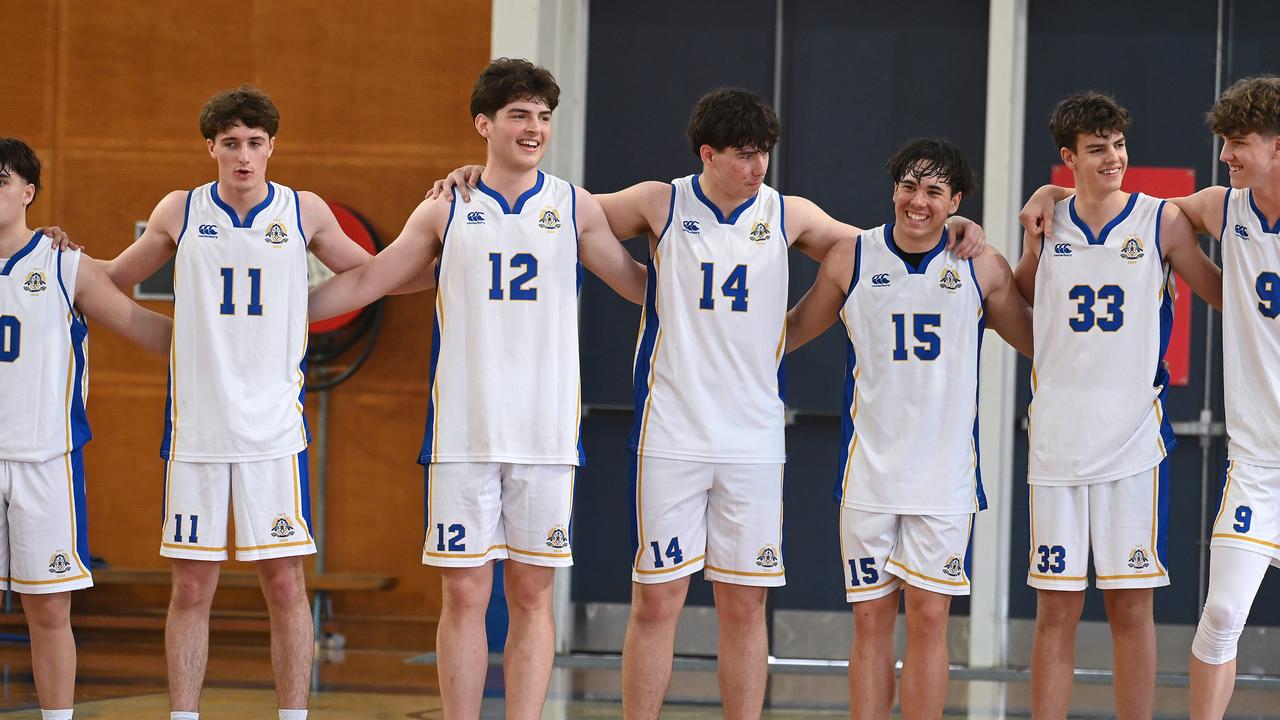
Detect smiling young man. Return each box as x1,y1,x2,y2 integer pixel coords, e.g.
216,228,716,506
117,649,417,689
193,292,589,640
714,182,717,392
784,138,1030,720
428,88,988,719
68,84,403,720
1013,93,1222,719
307,58,646,720
0,138,171,720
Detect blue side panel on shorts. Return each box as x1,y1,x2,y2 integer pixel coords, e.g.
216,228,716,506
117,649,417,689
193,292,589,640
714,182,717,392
833,341,858,503
1156,458,1171,569
297,448,312,527
627,254,662,451
628,452,641,565
963,513,975,580
422,463,433,541
160,369,175,459
70,447,90,570
418,196,454,465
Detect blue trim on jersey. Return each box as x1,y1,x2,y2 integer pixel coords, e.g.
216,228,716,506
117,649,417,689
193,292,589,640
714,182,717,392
847,236,862,296
571,186,583,294
1155,264,1178,454
833,341,858,503
1,231,42,276
1219,188,1232,242
418,264,446,465
1249,189,1280,234
1153,200,1167,261
70,447,91,572
475,171,545,215
656,184,677,247
294,189,307,246
422,463,433,542
161,369,175,459
210,181,276,228
1067,192,1138,246
627,254,662,451
972,310,988,511
779,195,789,245
56,249,92,450
175,190,193,246
691,174,757,225
885,224,947,274
1155,458,1170,568
298,357,311,445
966,256,985,302
55,247,75,312
297,448,313,527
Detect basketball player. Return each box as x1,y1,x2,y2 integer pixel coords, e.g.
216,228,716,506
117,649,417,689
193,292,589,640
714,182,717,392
307,58,646,720
1020,76,1280,720
0,137,172,720
70,85,409,720
429,89,988,719
1012,93,1222,719
784,138,1030,720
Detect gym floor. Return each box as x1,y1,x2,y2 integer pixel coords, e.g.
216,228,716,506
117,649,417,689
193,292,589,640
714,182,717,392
0,640,1276,718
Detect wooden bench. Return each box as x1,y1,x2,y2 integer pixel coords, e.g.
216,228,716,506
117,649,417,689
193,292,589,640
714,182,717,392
93,568,396,592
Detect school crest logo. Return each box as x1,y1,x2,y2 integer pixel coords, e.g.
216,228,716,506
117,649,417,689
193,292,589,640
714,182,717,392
22,270,47,294
1127,546,1150,570
943,556,964,577
1119,235,1145,262
537,207,562,231
755,545,780,569
269,516,296,539
545,526,570,549
264,222,289,246
939,266,963,291
748,221,771,244
48,552,72,575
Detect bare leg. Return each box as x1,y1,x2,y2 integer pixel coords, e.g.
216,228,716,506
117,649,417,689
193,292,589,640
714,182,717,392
713,582,769,720
1103,588,1155,720
502,561,556,720
166,559,221,712
256,556,313,710
849,590,898,720
621,577,689,720
436,564,494,720
21,592,75,710
1190,656,1237,720
899,586,952,719
1030,589,1084,720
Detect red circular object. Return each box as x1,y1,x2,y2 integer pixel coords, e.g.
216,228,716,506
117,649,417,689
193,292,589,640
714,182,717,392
309,202,379,334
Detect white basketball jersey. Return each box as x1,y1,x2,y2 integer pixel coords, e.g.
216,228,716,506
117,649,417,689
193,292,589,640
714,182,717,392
163,182,310,462
1028,193,1175,485
0,234,89,462
1222,188,1280,466
836,225,986,514
630,174,790,463
420,171,583,465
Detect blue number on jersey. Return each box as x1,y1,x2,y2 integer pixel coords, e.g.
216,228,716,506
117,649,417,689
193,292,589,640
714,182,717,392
649,537,684,568
891,313,942,361
218,268,265,315
0,315,19,362
172,514,200,544
435,523,467,552
698,263,749,311
1233,505,1253,534
488,253,539,301
1256,272,1280,318
1035,544,1066,574
848,557,879,587
1068,284,1124,332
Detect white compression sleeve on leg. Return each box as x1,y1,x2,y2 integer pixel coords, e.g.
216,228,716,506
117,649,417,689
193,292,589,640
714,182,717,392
1192,545,1271,665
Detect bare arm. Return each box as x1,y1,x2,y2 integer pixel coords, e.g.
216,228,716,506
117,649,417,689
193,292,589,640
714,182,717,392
1167,185,1229,240
101,191,187,289
304,191,436,294
73,256,172,355
308,198,449,321
595,181,672,241
576,188,647,305
785,196,862,262
974,247,1033,358
1013,230,1041,306
1018,185,1074,240
1161,201,1223,310
786,236,856,352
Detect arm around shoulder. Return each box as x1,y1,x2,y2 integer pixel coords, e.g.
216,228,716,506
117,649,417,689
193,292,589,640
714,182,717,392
104,190,186,289
1161,201,1223,310
595,181,672,241
74,256,172,355
785,195,862,263
577,187,647,305
976,247,1033,359
785,235,856,352
1168,186,1228,239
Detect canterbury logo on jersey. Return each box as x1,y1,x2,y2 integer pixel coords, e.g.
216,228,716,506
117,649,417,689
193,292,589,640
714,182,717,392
1053,243,1072,257
537,208,562,230
270,516,296,538
264,222,290,246
682,220,701,234
22,271,47,294
1119,236,1145,262
939,266,962,291
466,211,485,224
1235,224,1250,240
871,273,891,287
748,221,770,244
48,552,71,574
198,224,219,238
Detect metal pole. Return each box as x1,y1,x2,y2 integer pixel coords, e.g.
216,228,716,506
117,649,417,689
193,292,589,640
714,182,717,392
769,0,785,190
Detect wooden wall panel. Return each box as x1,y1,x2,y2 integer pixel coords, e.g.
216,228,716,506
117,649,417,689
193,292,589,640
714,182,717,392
10,0,494,644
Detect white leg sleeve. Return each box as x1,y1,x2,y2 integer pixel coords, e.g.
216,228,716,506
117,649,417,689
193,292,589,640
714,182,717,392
1191,545,1271,665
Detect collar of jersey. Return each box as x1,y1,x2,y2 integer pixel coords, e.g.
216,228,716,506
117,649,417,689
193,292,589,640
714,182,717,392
476,171,545,215
691,174,758,225
0,230,42,276
1248,190,1280,234
211,181,276,229
1067,192,1138,246
884,223,948,275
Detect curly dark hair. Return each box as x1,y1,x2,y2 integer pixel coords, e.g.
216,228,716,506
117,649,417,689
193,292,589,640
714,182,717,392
886,138,977,197
199,84,280,140
687,88,780,157
1049,92,1131,152
0,137,41,206
470,58,560,118
1209,76,1280,137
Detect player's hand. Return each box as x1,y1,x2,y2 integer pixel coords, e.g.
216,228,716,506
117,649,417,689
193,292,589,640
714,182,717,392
1019,186,1059,240
425,165,485,203
37,226,82,251
946,217,987,259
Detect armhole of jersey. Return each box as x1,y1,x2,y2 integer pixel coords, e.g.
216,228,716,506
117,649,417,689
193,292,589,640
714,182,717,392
655,183,677,250
967,255,985,301
1154,199,1167,262
1219,187,1232,242
440,187,458,249
779,193,790,246
55,247,81,320
175,189,194,247
571,184,580,243
847,235,862,296
295,189,308,247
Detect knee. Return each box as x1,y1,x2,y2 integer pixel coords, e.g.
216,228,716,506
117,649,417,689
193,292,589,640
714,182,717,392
1104,590,1153,632
20,594,70,633
853,599,897,642
504,569,553,615
1193,595,1249,665
440,570,492,617
715,586,766,628
170,563,219,609
1035,592,1084,631
631,583,686,626
259,567,307,608
906,595,950,634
